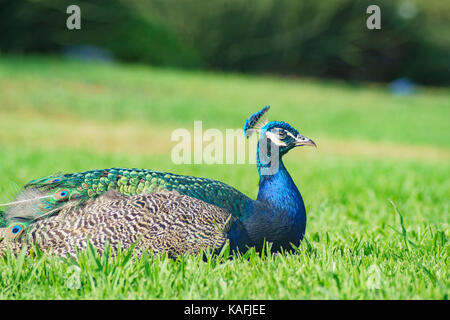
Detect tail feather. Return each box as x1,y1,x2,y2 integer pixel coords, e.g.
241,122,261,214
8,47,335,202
3,174,88,226
1,189,53,222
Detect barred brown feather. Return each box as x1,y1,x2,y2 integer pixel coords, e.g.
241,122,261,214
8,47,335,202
0,190,234,258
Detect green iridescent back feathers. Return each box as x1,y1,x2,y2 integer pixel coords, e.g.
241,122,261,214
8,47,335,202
2,168,251,238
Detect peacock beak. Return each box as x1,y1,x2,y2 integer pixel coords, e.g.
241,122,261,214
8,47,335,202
294,134,317,148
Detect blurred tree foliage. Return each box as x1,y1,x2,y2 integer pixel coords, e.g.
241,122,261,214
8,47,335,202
0,0,449,85
0,0,199,67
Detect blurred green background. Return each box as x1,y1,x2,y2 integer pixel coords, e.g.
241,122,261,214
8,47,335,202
1,0,449,85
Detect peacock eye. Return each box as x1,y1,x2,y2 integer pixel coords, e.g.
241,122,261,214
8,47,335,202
7,223,25,239
278,130,287,139
55,189,70,200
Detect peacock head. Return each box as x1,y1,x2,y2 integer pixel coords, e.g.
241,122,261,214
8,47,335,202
244,105,316,157
259,120,316,157
244,106,315,174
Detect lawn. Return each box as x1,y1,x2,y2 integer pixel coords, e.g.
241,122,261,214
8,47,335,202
0,56,448,299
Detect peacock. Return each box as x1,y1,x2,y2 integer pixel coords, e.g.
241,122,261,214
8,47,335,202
0,106,316,257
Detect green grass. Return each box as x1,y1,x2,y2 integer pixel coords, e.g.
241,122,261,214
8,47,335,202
0,56,448,299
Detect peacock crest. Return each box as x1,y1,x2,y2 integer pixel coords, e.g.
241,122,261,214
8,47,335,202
243,105,270,138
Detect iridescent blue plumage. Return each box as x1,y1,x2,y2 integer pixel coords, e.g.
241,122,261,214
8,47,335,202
228,108,316,251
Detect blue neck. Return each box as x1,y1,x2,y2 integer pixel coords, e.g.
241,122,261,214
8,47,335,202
228,149,307,252
257,159,304,217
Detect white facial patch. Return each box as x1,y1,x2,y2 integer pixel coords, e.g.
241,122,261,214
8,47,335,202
286,131,297,140
266,131,287,146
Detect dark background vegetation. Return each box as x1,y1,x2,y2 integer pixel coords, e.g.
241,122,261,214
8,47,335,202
0,0,449,85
